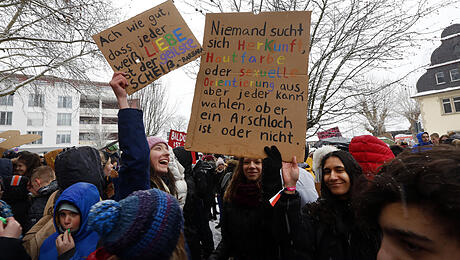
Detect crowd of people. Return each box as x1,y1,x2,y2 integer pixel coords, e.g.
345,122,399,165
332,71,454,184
0,72,459,260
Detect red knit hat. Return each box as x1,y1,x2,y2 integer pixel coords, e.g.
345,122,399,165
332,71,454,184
349,135,395,180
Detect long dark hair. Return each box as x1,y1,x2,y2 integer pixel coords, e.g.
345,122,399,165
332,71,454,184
320,150,363,200
223,158,260,202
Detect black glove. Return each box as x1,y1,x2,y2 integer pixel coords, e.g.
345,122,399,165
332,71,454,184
261,146,283,202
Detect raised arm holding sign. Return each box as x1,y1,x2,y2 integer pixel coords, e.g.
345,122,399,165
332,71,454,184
92,0,203,94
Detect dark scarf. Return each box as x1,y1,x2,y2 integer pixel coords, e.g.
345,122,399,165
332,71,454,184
233,182,261,208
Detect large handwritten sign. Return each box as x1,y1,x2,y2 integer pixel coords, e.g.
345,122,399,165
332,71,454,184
92,0,203,94
186,11,311,160
317,127,342,140
168,129,187,148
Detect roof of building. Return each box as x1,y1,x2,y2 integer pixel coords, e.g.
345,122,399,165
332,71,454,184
412,85,460,98
416,24,460,94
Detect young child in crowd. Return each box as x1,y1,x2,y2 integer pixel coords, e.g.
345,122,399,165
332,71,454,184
27,166,58,231
39,182,100,260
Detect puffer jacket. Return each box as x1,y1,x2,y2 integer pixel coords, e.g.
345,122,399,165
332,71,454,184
39,182,100,260
348,135,394,179
169,147,187,209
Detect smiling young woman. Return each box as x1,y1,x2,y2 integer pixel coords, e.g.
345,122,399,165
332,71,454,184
147,136,177,197
274,149,381,259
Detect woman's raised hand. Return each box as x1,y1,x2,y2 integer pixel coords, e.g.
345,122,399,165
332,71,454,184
282,156,299,194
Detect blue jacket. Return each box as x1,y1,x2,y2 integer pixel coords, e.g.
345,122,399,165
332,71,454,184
39,182,100,260
113,108,150,201
413,132,432,148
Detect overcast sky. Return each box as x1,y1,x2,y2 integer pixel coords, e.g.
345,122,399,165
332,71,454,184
108,0,460,138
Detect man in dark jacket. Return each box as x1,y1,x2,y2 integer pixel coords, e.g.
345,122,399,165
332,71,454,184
26,166,58,232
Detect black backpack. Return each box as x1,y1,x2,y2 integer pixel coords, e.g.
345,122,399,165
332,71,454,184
192,160,216,199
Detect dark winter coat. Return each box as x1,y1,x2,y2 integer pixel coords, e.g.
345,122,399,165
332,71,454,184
2,175,30,233
174,147,211,260
54,146,105,198
26,180,58,232
112,109,150,201
210,152,283,260
0,237,31,260
0,158,13,179
275,192,380,260
39,182,100,260
274,151,381,260
210,199,280,260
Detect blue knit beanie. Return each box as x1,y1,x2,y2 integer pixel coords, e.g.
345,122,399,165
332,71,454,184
87,189,183,259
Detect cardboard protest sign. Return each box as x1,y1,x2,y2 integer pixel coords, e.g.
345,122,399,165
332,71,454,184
168,129,187,148
0,130,41,156
186,11,311,160
44,149,63,170
92,0,203,95
317,127,342,140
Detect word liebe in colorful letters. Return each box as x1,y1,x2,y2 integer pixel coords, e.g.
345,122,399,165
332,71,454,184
92,0,202,94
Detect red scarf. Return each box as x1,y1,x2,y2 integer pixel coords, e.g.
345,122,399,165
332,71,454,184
233,182,261,208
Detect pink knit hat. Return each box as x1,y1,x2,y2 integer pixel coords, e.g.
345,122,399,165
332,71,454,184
147,136,168,150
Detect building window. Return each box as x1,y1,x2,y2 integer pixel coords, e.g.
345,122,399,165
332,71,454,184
102,100,118,109
450,68,460,82
442,98,453,114
0,111,12,125
57,113,72,126
27,131,43,144
80,116,99,124
80,97,99,108
454,97,460,112
435,72,446,85
28,93,44,107
27,112,44,126
102,117,117,124
56,132,71,144
58,96,72,108
79,132,93,141
0,95,13,106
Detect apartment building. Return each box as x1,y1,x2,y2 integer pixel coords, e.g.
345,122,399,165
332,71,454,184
0,74,118,154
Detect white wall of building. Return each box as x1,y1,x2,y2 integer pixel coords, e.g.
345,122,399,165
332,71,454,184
0,77,118,154
417,89,460,135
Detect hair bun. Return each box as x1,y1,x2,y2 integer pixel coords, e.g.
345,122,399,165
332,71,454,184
88,200,121,236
